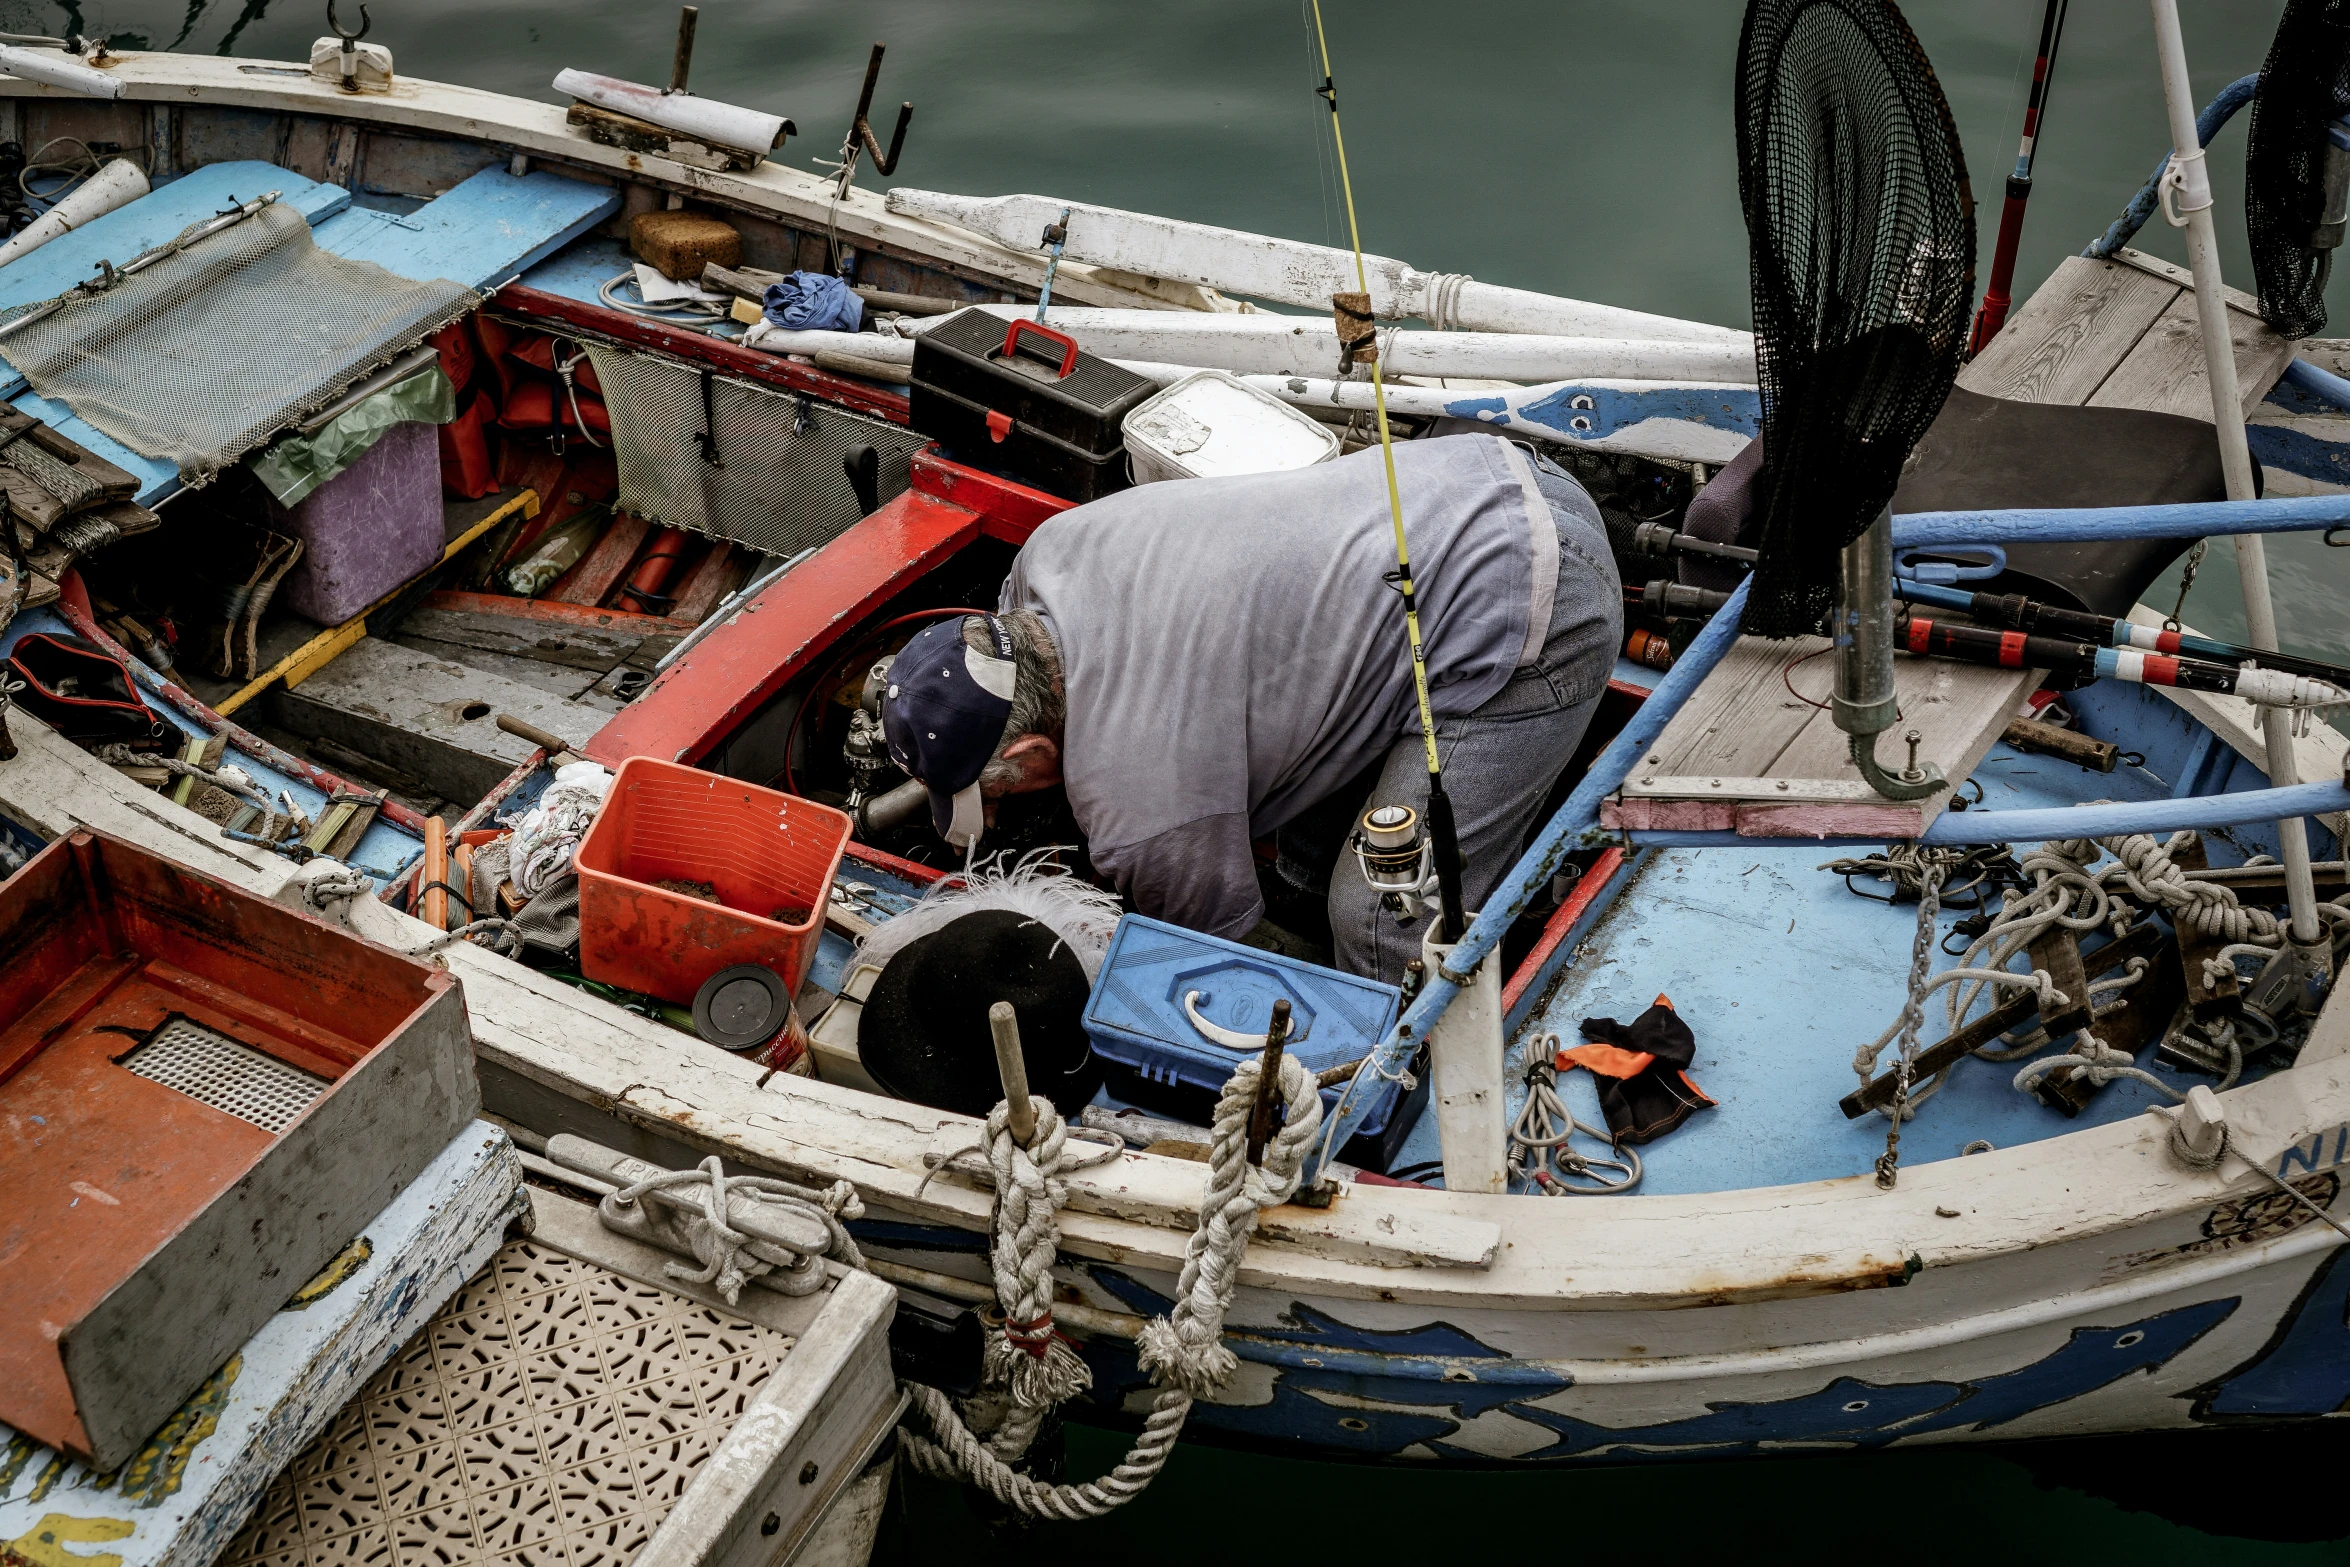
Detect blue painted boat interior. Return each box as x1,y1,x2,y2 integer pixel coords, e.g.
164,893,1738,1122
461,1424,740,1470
1,608,424,887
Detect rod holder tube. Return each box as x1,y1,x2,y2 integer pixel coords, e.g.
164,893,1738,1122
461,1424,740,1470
1833,510,1899,737
2149,0,2322,944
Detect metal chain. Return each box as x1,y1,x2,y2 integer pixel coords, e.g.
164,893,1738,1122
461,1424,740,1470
1876,857,1947,1189
2165,539,2207,632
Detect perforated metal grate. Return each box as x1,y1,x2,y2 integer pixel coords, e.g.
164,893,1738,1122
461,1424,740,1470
582,343,926,558
220,1238,795,1567
120,1018,329,1134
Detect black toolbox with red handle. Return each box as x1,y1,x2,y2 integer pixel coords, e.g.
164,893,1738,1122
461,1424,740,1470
909,309,1156,502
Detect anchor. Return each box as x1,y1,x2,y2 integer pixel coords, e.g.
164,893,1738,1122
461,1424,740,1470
326,0,370,94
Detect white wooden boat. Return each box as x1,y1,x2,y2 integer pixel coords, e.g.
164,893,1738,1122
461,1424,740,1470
0,22,2347,1498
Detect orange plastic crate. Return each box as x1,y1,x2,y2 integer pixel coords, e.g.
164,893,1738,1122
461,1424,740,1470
575,757,852,1005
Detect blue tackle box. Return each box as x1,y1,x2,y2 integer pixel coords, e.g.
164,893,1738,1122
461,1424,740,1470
1082,915,1427,1172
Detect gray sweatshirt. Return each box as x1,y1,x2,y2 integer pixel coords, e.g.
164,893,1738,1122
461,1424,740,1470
1000,434,1571,939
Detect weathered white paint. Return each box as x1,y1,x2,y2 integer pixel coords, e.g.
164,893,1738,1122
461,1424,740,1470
1424,923,1508,1194
0,54,1208,316
968,304,1758,385
552,68,788,156
0,43,124,99
0,1126,521,1567
0,157,147,267
884,187,1752,346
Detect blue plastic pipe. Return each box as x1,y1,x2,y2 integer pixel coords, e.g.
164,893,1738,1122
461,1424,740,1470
1625,778,2350,852
1307,577,1756,1176
1892,491,2350,549
2281,356,2350,415
2085,74,2258,259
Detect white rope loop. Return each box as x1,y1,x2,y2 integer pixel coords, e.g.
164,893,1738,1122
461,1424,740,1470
901,1048,1324,1520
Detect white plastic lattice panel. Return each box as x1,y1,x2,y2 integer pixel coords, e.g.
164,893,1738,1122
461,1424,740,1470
219,1238,796,1567
119,1018,329,1134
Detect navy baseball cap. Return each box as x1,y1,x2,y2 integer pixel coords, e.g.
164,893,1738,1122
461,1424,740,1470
881,615,1017,848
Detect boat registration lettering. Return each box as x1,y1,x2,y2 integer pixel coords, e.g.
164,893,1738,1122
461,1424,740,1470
2274,1122,2350,1181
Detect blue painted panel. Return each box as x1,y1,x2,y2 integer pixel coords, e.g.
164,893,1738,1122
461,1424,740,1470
312,168,622,290
1510,733,2251,1196
0,162,350,312
1,608,423,887
519,235,637,306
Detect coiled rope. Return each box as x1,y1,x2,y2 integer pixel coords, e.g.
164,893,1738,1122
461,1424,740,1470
900,1050,1324,1521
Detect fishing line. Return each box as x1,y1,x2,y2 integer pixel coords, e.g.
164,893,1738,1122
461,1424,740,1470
1307,0,1467,943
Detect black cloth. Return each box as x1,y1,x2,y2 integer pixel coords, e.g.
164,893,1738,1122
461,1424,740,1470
1678,432,1768,594
1890,387,2239,615
859,908,1102,1118
6,632,167,749
1570,1000,1717,1147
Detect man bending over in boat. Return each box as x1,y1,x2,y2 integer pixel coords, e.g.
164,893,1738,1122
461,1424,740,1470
879,433,1620,984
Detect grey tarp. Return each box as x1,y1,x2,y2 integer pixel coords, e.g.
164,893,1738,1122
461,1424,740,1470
0,201,477,486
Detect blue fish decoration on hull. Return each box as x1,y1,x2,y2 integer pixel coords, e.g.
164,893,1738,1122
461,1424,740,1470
2197,1246,2350,1419
1486,1298,2236,1462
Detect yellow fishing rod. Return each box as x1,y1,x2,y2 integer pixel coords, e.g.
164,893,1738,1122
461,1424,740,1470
1310,0,1467,943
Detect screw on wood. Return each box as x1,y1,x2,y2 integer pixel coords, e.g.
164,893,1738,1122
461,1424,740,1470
989,1001,1036,1146
1246,999,1293,1165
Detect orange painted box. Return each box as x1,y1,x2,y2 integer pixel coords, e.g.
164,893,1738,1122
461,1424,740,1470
574,756,852,1006
0,831,480,1470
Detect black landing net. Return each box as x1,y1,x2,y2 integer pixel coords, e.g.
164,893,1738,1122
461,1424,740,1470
2246,0,2350,340
1734,0,1975,639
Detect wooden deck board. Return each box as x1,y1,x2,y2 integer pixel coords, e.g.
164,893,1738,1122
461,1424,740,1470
1614,244,2295,839
1956,255,2178,407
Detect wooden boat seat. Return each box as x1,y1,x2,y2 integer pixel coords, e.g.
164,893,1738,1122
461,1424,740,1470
1604,247,2297,840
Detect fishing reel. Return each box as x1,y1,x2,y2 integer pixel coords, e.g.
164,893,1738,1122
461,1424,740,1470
1352,803,1440,923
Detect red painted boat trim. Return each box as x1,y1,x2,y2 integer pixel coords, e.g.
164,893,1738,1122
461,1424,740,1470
586,490,988,767
493,286,913,425
909,448,1072,542
1500,850,1626,1018
52,581,432,835
844,840,947,886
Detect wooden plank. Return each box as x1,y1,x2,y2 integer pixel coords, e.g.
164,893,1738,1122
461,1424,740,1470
1637,635,1825,779
310,166,622,289
666,542,753,625
2110,245,2266,317
1957,255,2178,408
395,604,647,672
1762,656,2041,806
547,511,652,606
2088,289,2298,420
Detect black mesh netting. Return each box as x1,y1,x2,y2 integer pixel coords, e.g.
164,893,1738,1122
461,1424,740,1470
1734,0,1974,639
2246,0,2350,340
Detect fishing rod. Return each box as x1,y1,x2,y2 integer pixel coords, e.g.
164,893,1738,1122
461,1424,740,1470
1628,574,2350,706
1894,576,2350,688
1310,0,1466,944
1969,0,2067,354
1896,613,2350,707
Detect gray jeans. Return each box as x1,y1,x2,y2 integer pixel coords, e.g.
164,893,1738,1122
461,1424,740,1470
1327,458,1622,985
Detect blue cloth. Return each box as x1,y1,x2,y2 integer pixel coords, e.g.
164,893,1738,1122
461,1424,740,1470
762,271,865,332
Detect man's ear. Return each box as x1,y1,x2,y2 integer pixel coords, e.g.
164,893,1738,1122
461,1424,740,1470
999,732,1062,785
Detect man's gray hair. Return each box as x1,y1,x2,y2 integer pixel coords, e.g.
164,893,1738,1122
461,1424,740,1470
967,610,1063,788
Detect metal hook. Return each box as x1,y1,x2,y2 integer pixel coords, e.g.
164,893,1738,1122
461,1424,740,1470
828,42,913,197
327,0,370,92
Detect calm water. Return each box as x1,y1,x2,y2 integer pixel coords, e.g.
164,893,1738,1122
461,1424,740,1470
19,0,2350,1555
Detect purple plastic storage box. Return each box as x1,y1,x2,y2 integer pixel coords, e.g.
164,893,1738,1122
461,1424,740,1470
269,421,444,626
